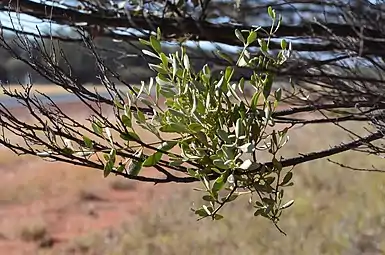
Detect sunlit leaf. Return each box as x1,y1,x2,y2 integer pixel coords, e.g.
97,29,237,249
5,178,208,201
83,135,93,148
183,54,190,70
150,36,162,53
142,152,162,167
92,122,103,135
142,49,159,59
159,140,178,152
280,200,294,210
247,30,257,45
120,132,140,141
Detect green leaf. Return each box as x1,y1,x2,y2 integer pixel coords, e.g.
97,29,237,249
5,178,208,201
168,109,185,119
235,118,243,138
202,205,212,216
142,152,162,167
160,123,189,133
172,56,177,79
212,175,225,194
148,64,167,74
113,97,124,109
213,214,224,220
120,131,140,141
183,54,190,70
275,87,282,101
127,160,142,176
237,55,248,67
238,77,245,93
156,75,171,86
160,52,169,66
280,171,293,186
188,123,204,132
169,159,184,167
83,135,93,148
213,159,229,170
281,39,287,50
92,122,103,135
121,115,132,128
203,64,211,76
187,168,198,178
202,195,215,202
263,75,273,99
104,162,113,178
247,30,257,45
150,36,162,53
254,208,264,217
224,66,234,82
62,147,74,155
224,193,238,202
258,39,268,52
104,149,116,178
142,49,159,59
191,91,197,115
136,111,146,123
268,6,276,19
217,129,230,143
156,27,162,40
195,208,209,217
264,102,272,120
116,163,125,173
235,29,245,44
272,157,282,171
139,38,151,46
215,76,224,91
158,140,178,152
216,50,234,64
155,81,160,101
160,87,176,98
195,131,209,146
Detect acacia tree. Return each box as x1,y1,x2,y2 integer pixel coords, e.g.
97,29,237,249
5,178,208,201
0,0,385,233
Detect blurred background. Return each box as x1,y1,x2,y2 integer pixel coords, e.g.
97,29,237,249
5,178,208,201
1,0,385,254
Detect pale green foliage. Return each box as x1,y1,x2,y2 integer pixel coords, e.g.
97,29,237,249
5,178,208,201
53,8,294,230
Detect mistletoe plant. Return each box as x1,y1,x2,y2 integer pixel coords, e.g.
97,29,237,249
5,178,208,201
122,8,291,226
37,7,293,231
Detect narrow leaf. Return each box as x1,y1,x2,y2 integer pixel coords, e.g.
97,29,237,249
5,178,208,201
142,152,162,167
150,36,162,53
280,200,295,210
142,49,159,59
159,140,178,152
235,29,245,44
83,136,93,148
247,30,257,45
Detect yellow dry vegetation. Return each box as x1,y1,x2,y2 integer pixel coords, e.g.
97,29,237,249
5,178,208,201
36,121,385,255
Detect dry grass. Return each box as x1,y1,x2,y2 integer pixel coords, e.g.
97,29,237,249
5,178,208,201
45,121,385,255
19,220,48,242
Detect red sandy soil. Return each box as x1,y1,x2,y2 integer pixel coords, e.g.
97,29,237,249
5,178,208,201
0,101,176,255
